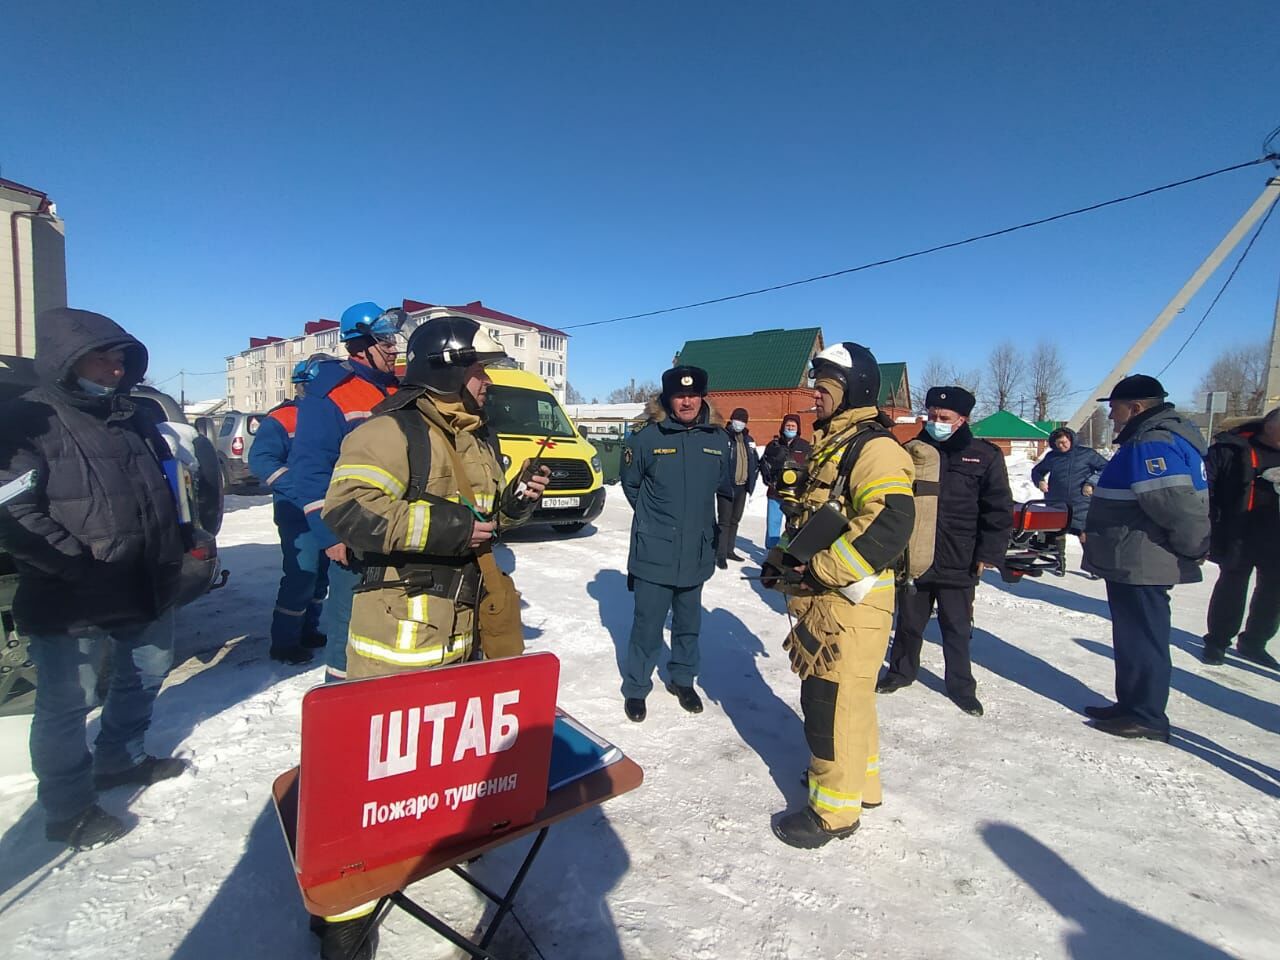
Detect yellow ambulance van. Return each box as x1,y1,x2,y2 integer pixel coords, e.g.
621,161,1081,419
484,366,605,533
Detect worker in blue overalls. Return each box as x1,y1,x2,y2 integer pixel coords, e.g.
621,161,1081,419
248,355,332,664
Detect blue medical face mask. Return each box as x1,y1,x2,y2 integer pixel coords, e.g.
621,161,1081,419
926,420,954,441
731,420,746,433
76,377,115,397
783,427,798,439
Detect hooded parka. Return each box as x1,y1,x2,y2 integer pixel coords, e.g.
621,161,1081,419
322,388,535,677
0,308,186,633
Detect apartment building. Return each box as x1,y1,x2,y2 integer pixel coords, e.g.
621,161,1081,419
225,299,570,411
1,178,67,358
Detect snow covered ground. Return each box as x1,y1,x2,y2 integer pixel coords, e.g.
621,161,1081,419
2,477,1277,960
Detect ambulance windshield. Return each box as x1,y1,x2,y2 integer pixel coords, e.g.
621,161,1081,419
485,385,577,438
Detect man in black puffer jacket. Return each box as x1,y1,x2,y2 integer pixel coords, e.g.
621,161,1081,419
1202,408,1280,669
0,308,190,850
878,386,1013,716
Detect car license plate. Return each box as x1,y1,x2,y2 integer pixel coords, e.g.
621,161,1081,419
541,496,580,509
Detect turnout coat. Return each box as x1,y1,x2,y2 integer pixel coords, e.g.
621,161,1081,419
621,400,730,588
322,389,534,677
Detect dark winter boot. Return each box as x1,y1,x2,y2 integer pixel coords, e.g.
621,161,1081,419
773,807,859,849
665,682,703,714
1200,640,1228,666
1236,638,1280,671
875,673,911,694
46,804,128,849
950,694,984,717
624,698,647,722
94,755,191,791
301,631,328,649
319,917,378,960
1083,702,1127,720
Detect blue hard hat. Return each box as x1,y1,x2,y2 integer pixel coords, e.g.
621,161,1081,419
340,301,405,343
290,360,313,384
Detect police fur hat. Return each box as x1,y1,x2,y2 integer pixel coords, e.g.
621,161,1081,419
662,365,708,399
926,386,976,417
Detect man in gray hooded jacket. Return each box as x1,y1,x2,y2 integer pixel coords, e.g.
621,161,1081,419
1082,374,1210,742
0,308,191,849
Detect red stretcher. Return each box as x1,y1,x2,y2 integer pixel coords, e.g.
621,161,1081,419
998,501,1072,583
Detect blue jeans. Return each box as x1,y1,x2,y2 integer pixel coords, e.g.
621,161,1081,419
621,578,704,698
322,561,360,681
270,504,329,655
1105,581,1172,730
766,497,784,549
27,610,176,822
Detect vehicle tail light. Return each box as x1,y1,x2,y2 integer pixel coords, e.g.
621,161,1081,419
231,437,244,456
189,546,212,561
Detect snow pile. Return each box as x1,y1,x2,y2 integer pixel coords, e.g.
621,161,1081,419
1,493,1276,959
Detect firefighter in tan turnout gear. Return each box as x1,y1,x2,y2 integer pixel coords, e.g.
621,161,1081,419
313,316,548,960
765,342,916,849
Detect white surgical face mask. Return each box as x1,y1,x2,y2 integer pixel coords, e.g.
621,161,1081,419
926,420,954,441
77,377,115,397
731,420,746,433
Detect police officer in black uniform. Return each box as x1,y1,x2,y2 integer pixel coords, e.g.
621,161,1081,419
619,366,730,722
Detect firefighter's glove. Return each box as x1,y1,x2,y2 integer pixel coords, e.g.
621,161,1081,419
783,618,840,680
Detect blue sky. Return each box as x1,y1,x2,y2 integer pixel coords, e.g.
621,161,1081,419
4,1,1277,415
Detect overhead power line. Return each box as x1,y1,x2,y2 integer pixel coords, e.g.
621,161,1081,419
561,153,1280,331
1156,193,1280,377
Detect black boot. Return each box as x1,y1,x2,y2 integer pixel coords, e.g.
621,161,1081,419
665,682,703,714
1236,637,1280,670
1083,702,1127,720
46,804,128,849
950,694,984,717
1200,641,1228,666
271,646,315,665
94,756,191,791
875,672,911,694
773,807,859,849
624,698,646,722
319,917,377,960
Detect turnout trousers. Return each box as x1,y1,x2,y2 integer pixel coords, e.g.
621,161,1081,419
1106,581,1172,731
794,596,890,832
886,584,977,698
621,577,704,698
1205,561,1280,653
269,501,329,657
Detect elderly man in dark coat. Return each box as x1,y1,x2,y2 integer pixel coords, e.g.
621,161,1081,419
619,366,730,722
877,386,1013,716
0,308,190,849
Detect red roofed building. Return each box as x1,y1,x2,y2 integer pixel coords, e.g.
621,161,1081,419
224,319,342,411
403,299,570,402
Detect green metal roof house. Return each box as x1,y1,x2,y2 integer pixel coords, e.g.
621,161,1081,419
971,410,1052,456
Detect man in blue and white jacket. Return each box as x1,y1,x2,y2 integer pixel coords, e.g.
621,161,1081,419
1083,374,1210,742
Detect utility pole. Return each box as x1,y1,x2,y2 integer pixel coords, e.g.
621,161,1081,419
180,370,186,409
1068,175,1280,431
1267,274,1280,409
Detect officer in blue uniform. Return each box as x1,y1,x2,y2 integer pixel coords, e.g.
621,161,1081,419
619,365,730,722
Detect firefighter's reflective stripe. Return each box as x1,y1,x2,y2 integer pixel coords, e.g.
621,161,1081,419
808,779,862,812
350,633,471,667
396,595,430,650
866,754,880,774
832,534,875,579
331,464,406,500
406,501,431,551
324,902,377,923
446,492,496,514
853,476,913,510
